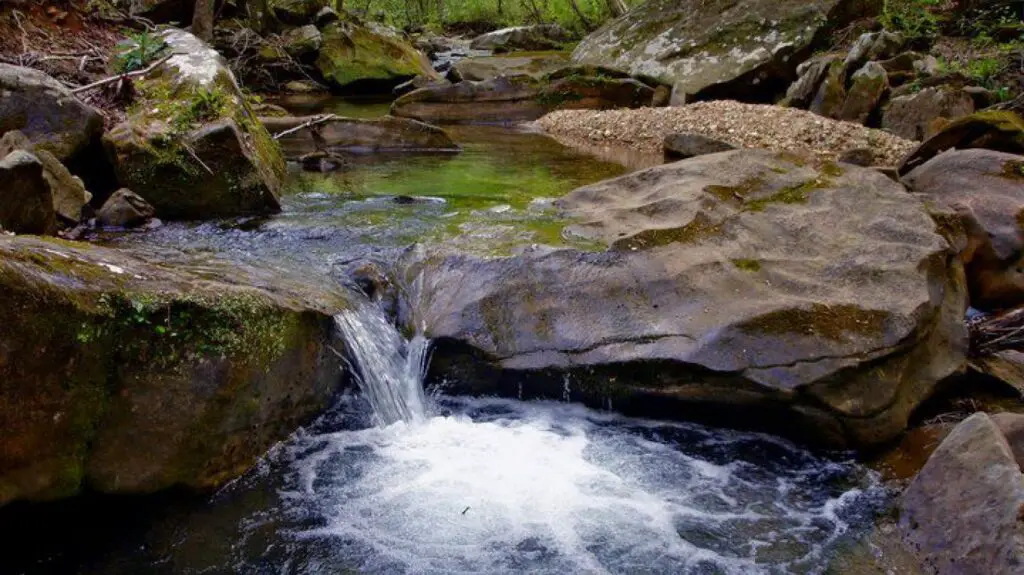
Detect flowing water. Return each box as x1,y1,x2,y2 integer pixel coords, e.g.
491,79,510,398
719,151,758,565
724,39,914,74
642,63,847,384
2,101,902,574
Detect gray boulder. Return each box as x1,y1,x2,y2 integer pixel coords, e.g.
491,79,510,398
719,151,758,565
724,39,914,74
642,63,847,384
281,24,323,58
0,64,103,163
882,86,975,141
273,0,328,26
0,151,56,235
900,412,1024,574
844,30,905,71
783,55,841,109
452,53,570,82
0,131,91,225
401,149,967,448
571,0,876,104
96,188,156,228
663,133,736,160
839,61,889,124
470,24,571,52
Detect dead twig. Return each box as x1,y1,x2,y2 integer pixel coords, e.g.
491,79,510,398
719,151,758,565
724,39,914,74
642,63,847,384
71,52,176,94
181,142,214,175
272,114,338,140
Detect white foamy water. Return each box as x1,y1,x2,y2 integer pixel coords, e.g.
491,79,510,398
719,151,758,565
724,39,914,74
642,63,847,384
226,396,883,575
332,304,430,425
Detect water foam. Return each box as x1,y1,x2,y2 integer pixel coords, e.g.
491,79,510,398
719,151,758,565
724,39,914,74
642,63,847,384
244,397,882,575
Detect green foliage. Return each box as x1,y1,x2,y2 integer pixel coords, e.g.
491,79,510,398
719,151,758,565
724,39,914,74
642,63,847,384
880,0,942,40
113,30,167,73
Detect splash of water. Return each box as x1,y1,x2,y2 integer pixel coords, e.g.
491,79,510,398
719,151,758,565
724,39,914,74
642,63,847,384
333,303,430,426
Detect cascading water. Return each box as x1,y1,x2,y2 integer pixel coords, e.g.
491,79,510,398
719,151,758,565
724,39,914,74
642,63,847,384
332,302,431,425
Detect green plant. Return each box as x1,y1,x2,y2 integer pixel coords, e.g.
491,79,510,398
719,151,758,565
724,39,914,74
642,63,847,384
881,0,942,40
113,30,167,73
965,57,1006,88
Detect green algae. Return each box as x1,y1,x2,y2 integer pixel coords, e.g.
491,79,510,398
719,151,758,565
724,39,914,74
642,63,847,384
732,258,762,272
740,304,890,341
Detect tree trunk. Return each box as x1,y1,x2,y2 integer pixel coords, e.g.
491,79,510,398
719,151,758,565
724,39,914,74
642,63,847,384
192,0,215,42
568,0,593,30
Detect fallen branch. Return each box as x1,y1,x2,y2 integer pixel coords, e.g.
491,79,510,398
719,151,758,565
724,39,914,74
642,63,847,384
71,52,176,94
272,114,337,140
181,142,214,175
970,307,1024,357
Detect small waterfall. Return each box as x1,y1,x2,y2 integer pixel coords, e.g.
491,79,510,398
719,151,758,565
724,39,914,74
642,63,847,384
333,302,430,426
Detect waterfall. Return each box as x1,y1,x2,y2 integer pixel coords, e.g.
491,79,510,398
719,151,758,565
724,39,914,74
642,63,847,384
333,302,430,426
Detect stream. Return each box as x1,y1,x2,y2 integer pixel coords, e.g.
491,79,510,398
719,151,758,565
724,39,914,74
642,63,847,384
3,101,903,574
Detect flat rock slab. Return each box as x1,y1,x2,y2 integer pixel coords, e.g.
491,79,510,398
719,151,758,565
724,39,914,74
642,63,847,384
401,149,967,448
262,115,459,157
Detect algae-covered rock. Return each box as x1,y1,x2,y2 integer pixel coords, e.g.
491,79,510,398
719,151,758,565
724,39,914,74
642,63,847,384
281,24,323,58
104,28,285,220
809,59,849,119
315,20,437,92
840,61,889,124
0,151,56,235
899,110,1024,175
571,0,878,104
882,85,975,141
0,236,348,506
392,74,654,123
403,149,966,448
0,64,103,163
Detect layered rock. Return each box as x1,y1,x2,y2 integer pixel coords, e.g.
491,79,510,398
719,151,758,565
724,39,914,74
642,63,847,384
903,148,1024,311
0,131,91,225
882,86,976,141
392,74,654,123
104,29,285,220
0,64,103,163
452,52,570,82
315,19,437,92
469,24,572,53
571,0,877,104
261,115,459,157
399,149,967,448
899,110,1024,175
0,151,56,235
0,236,348,506
900,413,1024,574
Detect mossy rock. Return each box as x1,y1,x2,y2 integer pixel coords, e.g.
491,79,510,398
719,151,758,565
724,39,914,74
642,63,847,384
405,149,966,449
315,20,437,93
271,0,328,26
0,235,349,505
104,28,285,220
899,110,1024,175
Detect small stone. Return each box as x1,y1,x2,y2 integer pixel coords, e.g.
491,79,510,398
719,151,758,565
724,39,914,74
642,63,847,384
96,188,156,229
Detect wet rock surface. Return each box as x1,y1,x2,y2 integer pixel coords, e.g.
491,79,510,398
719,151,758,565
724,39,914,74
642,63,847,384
0,235,348,506
262,114,459,157
402,149,967,448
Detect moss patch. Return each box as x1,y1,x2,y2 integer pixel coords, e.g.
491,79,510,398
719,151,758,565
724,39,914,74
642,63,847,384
741,304,891,341
732,258,762,272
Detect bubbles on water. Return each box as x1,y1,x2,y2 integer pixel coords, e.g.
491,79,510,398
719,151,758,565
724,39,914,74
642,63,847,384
229,397,884,575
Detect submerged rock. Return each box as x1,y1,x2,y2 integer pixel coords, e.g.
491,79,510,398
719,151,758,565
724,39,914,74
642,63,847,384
392,74,654,123
0,236,348,506
95,188,156,228
315,19,437,92
104,28,285,220
261,115,459,157
0,63,103,163
571,0,875,104
0,150,56,235
900,412,1024,574
903,148,1024,311
402,149,966,448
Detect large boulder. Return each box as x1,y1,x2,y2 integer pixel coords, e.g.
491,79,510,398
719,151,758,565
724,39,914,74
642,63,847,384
392,74,655,123
261,115,460,157
571,0,878,105
452,52,570,82
899,110,1024,175
280,24,323,59
104,29,285,220
0,131,91,225
315,20,437,92
0,64,103,163
839,61,889,124
0,151,56,235
783,54,841,109
900,413,1024,574
903,149,1024,311
0,236,348,506
400,149,967,448
882,85,975,141
469,24,572,53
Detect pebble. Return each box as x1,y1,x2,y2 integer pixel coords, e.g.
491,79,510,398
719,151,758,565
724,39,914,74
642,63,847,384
536,101,918,166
